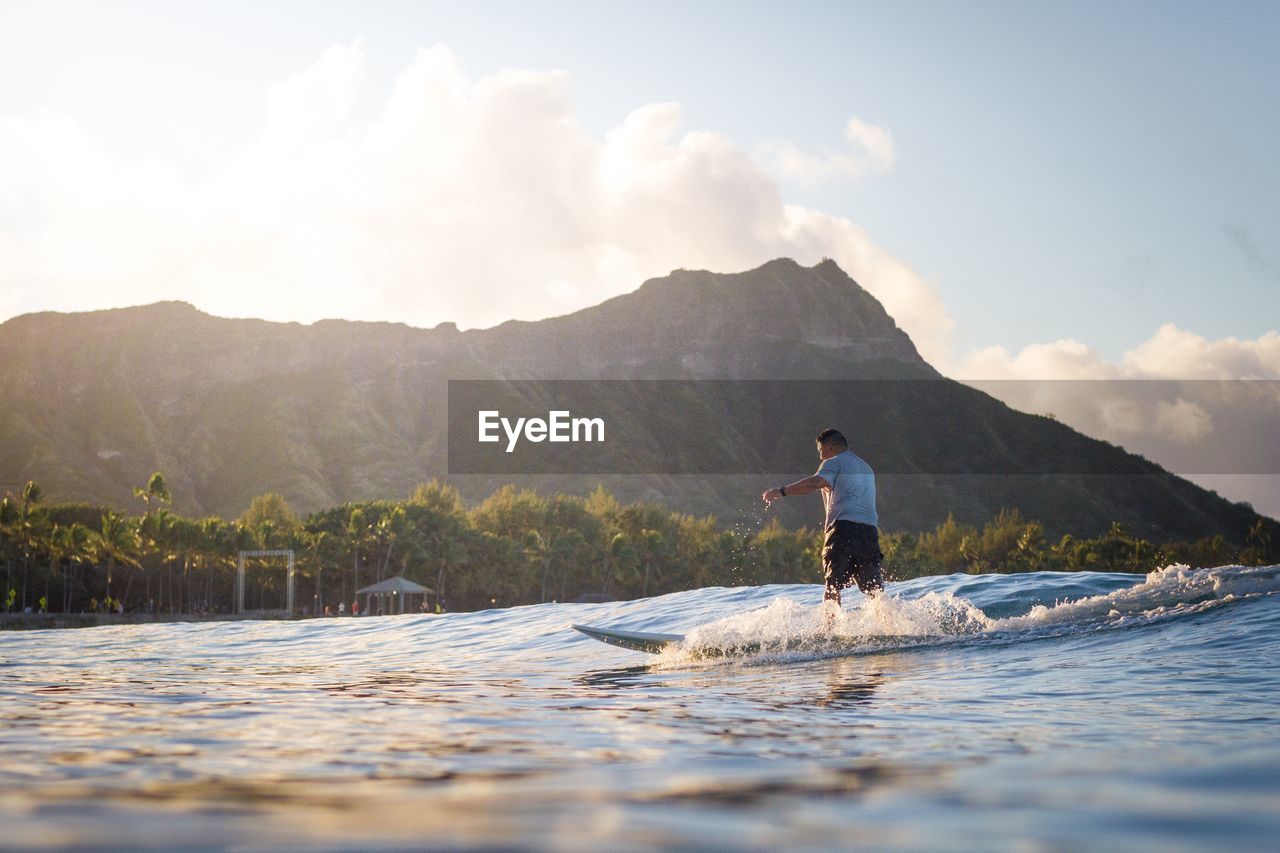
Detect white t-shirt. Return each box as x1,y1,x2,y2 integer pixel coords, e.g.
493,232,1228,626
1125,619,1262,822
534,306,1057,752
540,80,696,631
815,450,878,529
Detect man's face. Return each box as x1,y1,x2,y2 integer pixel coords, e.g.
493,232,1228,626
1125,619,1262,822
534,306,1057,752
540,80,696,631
817,441,841,461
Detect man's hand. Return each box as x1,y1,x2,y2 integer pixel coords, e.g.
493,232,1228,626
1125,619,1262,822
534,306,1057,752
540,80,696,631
762,475,829,506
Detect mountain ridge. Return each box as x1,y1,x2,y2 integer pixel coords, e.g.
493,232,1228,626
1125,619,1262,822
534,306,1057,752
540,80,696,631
0,259,1268,543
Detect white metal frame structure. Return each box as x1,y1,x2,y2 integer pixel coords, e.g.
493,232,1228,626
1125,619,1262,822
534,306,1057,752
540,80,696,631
237,549,296,615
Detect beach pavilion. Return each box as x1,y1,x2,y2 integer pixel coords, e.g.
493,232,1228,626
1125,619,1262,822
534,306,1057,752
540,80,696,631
355,575,434,615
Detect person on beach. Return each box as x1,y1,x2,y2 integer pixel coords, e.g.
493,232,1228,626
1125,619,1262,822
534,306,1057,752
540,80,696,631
762,428,884,605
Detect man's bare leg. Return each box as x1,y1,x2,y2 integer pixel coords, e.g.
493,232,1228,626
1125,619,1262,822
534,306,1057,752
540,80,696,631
823,583,842,629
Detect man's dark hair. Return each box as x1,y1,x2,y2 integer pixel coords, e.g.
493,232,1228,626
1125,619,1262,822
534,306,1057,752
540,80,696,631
815,428,848,448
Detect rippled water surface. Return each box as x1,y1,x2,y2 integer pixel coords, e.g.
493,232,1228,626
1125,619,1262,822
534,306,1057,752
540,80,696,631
3,564,1279,850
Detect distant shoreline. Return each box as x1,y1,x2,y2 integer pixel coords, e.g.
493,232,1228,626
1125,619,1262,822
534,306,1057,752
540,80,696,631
0,611,321,632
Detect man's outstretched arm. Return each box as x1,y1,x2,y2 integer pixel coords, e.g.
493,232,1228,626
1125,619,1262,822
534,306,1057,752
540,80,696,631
762,474,829,505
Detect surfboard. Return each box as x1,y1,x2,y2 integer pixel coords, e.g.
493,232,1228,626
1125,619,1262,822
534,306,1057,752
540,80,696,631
572,624,683,653
573,622,925,657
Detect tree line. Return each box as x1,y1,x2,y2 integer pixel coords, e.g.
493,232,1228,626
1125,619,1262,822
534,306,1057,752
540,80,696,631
1,476,1274,616
882,508,1272,579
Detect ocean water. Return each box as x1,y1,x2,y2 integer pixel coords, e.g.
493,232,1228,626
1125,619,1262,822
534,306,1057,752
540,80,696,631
2,564,1279,851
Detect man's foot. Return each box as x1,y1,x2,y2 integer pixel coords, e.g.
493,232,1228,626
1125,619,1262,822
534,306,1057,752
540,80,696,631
822,588,842,629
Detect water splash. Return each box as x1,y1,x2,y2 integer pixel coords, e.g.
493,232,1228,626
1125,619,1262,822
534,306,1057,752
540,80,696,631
991,563,1280,632
654,564,1280,662
667,590,991,661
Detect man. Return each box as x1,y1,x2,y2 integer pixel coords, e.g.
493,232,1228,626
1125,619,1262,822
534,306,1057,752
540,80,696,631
762,428,884,605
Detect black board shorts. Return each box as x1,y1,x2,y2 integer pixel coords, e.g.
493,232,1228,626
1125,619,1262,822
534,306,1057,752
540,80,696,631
823,520,885,595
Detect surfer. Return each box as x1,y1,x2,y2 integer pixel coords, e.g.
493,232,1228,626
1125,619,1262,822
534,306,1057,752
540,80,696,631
762,428,884,605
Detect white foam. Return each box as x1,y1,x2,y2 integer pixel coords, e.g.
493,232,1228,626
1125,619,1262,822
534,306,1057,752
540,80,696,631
661,564,1280,661
671,591,991,660
991,563,1280,632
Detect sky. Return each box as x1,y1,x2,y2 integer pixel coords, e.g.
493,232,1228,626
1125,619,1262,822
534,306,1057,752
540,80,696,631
2,0,1278,510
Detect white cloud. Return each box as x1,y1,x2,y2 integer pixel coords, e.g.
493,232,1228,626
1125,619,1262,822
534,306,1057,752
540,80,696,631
845,118,897,171
949,325,1280,446
951,326,1280,519
2,40,1276,516
1152,398,1213,443
264,38,366,145
0,43,949,364
1123,324,1280,379
951,324,1280,382
1098,398,1145,435
1092,397,1213,444
765,116,897,184
953,338,1118,381
780,205,952,360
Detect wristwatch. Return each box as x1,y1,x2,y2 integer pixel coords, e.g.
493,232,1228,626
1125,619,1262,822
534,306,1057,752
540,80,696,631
778,485,787,497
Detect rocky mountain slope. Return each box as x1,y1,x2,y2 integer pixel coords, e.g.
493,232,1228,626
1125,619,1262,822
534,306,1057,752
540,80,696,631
0,259,1266,541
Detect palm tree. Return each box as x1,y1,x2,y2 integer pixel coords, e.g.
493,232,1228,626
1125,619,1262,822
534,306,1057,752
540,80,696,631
637,529,671,598
221,520,257,613
97,510,141,606
16,481,45,610
133,472,171,517
375,507,406,583
0,496,18,611
346,507,374,605
604,532,638,598
64,523,95,612
162,515,203,614
19,481,42,511
301,529,332,615
134,473,171,609
523,529,555,603
197,517,228,613
132,508,177,610
44,522,96,614
428,527,468,610
46,524,73,614
1246,519,1272,564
